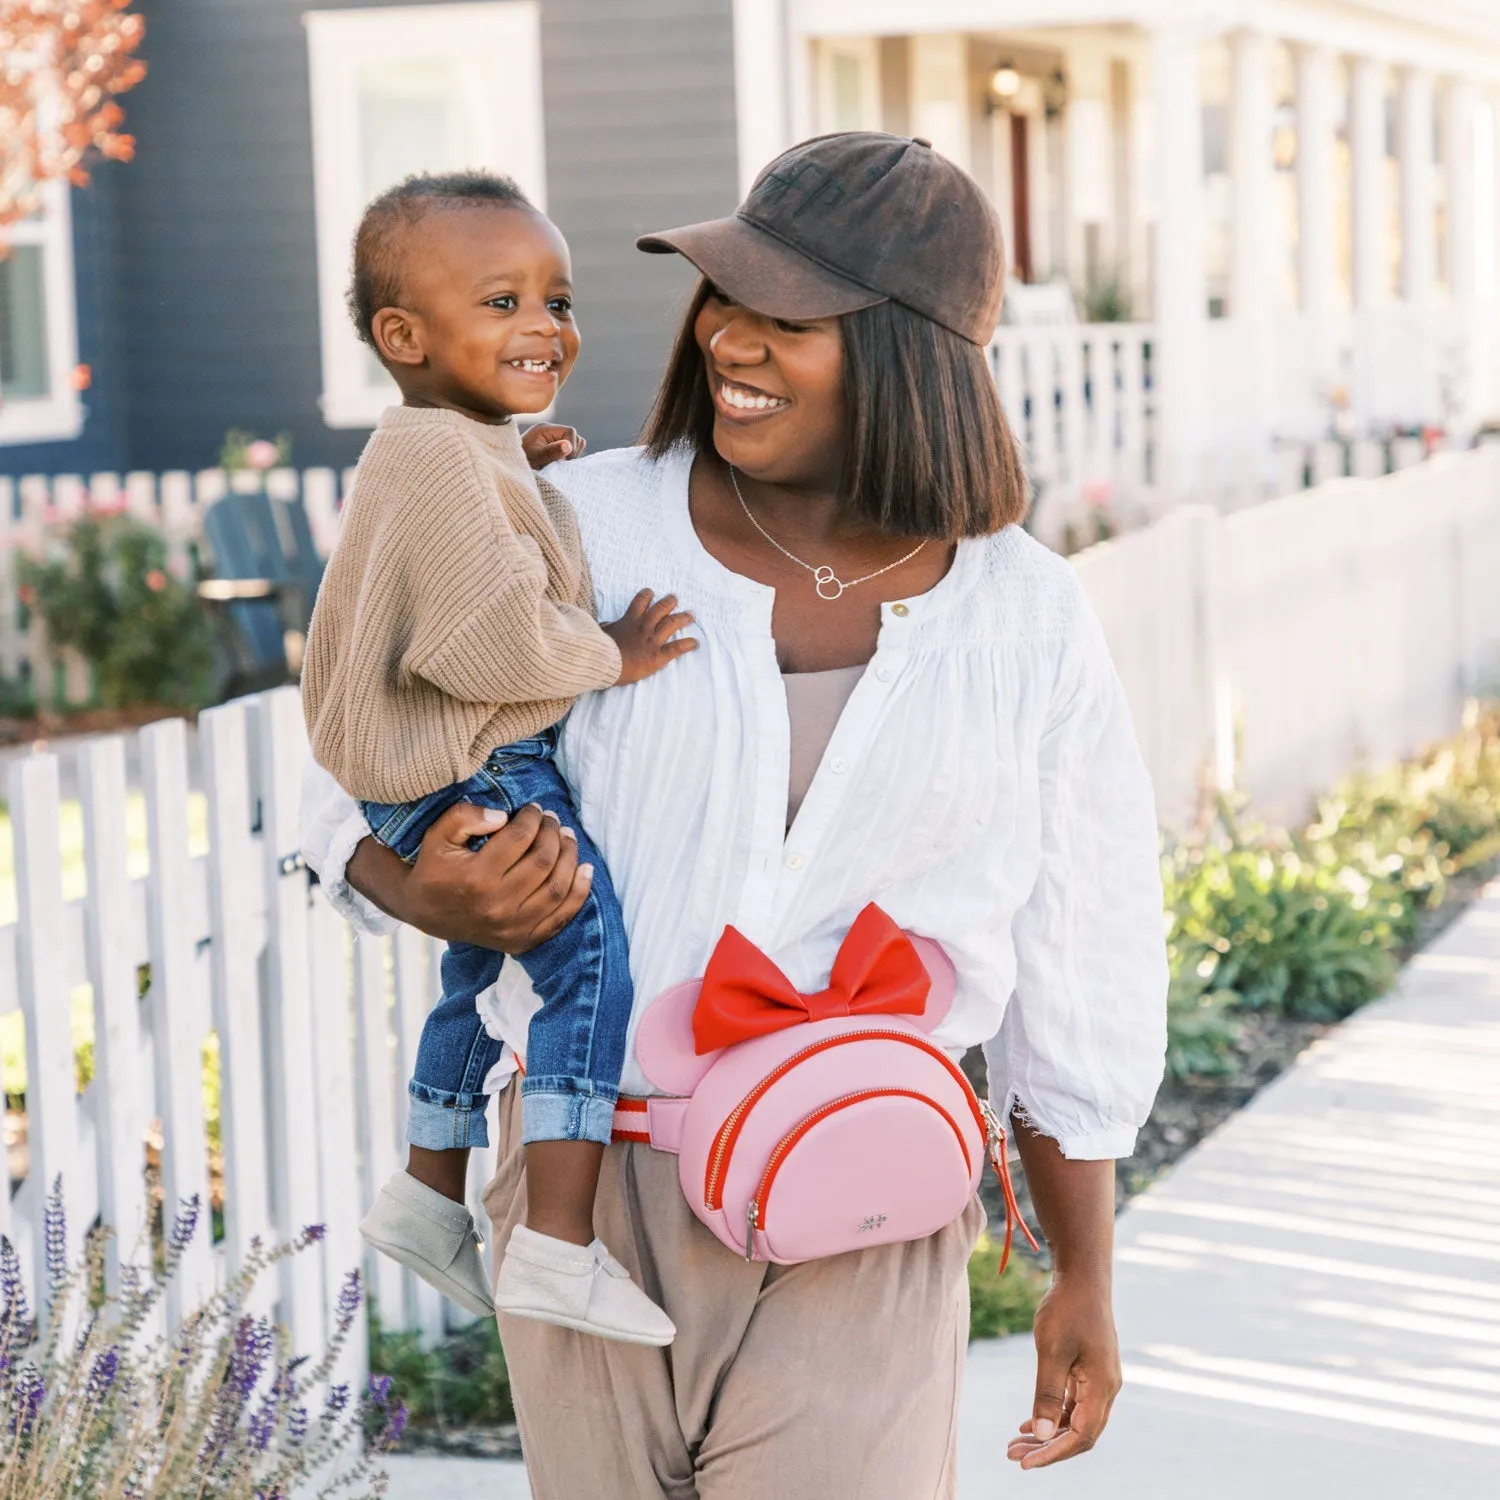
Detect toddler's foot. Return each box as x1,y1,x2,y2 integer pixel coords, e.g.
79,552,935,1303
359,1171,495,1319
494,1226,675,1345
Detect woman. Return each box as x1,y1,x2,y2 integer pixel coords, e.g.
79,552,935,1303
303,133,1167,1496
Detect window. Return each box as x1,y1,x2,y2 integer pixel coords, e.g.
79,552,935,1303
0,182,82,445
305,2,547,429
815,39,881,134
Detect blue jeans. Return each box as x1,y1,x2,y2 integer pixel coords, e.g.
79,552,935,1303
361,729,632,1151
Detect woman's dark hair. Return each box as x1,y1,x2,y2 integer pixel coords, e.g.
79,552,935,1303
641,280,1029,539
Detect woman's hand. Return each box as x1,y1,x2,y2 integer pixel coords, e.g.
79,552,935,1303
1006,1269,1121,1468
1005,1121,1122,1469
344,801,590,952
522,423,587,470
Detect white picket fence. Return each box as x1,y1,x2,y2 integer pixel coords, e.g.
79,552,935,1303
0,466,348,700
1078,443,1500,822
2,443,1498,1372
0,686,469,1370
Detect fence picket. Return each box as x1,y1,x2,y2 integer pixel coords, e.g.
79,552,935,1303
252,686,326,1355
199,702,273,1269
140,719,216,1317
9,753,80,1298
124,471,159,523
353,931,404,1322
307,889,366,1378
78,736,150,1287
392,927,445,1339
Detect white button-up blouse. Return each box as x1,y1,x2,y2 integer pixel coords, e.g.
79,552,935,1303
300,444,1169,1159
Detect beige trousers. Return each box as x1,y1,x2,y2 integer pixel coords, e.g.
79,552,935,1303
482,1082,986,1500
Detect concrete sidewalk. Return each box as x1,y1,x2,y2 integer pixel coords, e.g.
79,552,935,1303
387,883,1500,1499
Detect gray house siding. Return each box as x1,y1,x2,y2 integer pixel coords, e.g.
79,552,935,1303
1,0,737,479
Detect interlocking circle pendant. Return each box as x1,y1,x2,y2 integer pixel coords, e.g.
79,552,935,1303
814,566,846,600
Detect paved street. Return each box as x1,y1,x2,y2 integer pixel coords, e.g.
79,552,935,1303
388,883,1500,1499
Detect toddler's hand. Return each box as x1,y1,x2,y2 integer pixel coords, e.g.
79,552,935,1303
603,590,698,685
522,423,587,470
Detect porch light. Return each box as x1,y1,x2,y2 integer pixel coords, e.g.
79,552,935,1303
991,63,1021,100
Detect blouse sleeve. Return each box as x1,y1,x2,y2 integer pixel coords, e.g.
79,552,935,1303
985,587,1169,1160
299,757,397,935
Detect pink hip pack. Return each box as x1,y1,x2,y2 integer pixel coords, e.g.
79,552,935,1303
628,904,1038,1268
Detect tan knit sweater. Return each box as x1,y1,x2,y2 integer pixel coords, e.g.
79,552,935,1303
301,405,622,804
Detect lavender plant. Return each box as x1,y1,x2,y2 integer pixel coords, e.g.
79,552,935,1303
0,1179,405,1498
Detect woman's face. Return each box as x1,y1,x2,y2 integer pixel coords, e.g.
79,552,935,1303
694,290,846,490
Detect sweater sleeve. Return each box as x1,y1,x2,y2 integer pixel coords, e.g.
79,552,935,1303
397,438,622,705
984,583,1169,1159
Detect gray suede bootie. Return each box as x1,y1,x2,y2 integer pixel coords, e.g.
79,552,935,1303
359,1171,495,1318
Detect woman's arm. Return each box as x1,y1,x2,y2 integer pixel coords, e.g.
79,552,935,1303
1005,1126,1120,1469
346,801,591,951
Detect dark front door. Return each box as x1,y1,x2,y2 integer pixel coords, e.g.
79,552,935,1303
1009,112,1032,283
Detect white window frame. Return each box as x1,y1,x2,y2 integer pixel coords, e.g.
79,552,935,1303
304,1,547,430
0,180,82,446
813,37,882,135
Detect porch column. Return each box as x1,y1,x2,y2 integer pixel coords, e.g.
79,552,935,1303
1151,25,1208,501
1229,29,1275,483
1398,66,1435,305
1443,79,1478,306
1297,46,1338,326
1350,55,1388,308
909,35,971,171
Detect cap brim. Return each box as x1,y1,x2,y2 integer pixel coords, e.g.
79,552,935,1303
637,214,887,322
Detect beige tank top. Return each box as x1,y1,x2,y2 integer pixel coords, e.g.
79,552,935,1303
783,665,865,826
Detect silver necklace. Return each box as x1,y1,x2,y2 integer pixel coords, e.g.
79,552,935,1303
727,466,928,601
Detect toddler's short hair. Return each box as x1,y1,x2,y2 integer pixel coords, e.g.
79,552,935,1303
347,170,535,349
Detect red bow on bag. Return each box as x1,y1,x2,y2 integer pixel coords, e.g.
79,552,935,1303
693,904,932,1055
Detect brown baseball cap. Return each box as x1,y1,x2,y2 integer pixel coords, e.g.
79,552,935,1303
637,132,1005,346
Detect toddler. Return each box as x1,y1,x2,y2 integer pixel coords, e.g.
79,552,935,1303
302,171,693,1345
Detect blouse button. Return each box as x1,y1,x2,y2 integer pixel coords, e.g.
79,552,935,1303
890,602,910,617
784,852,805,871
875,666,893,683
830,757,847,774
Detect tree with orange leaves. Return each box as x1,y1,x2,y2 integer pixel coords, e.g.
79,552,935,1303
0,0,146,236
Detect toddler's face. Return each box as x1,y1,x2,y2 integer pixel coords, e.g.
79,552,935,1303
382,204,580,421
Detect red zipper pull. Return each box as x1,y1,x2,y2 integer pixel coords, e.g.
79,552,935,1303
981,1101,1041,1273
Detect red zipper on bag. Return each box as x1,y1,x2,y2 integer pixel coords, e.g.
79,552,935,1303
747,1087,972,1248
702,1029,985,1212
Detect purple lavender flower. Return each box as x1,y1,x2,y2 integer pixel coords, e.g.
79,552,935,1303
169,1195,202,1254
383,1400,408,1447
84,1347,120,1406
300,1223,327,1245
288,1405,309,1446
43,1178,66,1295
0,1236,27,1321
368,1373,393,1403
321,1382,350,1423
333,1271,362,1335
249,1395,277,1451
9,1364,44,1436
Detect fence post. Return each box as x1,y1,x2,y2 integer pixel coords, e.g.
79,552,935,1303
9,753,80,1305
251,686,327,1356
78,736,151,1289
199,702,274,1271
140,719,216,1319
353,932,405,1324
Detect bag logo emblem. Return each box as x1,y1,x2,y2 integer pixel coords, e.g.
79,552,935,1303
858,1214,887,1233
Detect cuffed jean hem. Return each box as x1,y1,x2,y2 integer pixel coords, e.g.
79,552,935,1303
519,1083,618,1148
406,1092,492,1150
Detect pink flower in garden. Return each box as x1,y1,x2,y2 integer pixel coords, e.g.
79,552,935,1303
168,555,187,580
245,439,281,471
17,585,35,607
90,490,127,516
145,570,166,592
1083,479,1113,510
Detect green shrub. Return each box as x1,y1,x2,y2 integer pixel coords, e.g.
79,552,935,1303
1164,817,1400,1024
16,514,219,710
1164,976,1241,1080
967,1236,1048,1340
369,1313,513,1431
